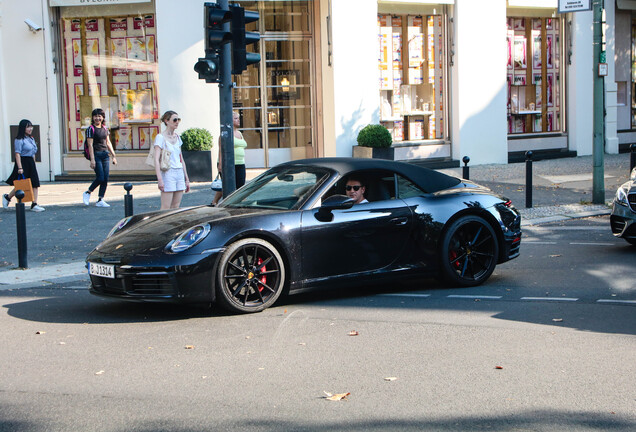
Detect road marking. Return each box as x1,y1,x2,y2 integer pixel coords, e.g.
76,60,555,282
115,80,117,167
569,242,615,246
597,299,636,305
523,226,609,231
379,293,431,298
521,297,579,302
446,295,502,300
522,241,558,244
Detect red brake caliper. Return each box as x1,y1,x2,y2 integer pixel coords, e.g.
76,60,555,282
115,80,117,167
450,251,460,269
257,258,266,291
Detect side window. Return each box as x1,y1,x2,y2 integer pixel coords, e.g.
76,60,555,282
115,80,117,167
397,175,425,199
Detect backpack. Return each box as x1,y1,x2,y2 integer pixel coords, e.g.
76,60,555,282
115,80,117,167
83,125,108,160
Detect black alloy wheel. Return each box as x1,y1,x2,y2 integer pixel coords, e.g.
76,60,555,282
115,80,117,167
216,238,286,313
440,215,499,287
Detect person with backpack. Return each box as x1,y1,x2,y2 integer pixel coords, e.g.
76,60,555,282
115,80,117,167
82,108,117,207
3,119,45,212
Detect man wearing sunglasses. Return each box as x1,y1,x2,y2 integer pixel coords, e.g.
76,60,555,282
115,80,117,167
345,176,368,204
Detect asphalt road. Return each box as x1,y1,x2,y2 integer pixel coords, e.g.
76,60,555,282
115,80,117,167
0,216,634,432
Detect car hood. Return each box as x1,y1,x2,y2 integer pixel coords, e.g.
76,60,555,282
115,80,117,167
93,206,278,256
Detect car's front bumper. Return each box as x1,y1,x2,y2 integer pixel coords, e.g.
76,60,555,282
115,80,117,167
87,249,223,303
610,201,636,240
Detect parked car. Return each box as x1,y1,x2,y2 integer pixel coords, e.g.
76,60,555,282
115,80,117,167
86,158,522,313
610,167,636,245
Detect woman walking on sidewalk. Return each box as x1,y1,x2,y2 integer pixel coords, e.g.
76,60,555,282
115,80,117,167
211,111,247,206
82,108,117,207
3,119,45,212
154,110,190,210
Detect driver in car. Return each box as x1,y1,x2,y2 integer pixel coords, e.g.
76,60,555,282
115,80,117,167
345,176,368,204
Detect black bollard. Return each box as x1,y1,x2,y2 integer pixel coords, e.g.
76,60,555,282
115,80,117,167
15,190,28,269
630,143,636,172
462,156,470,180
124,183,134,217
525,151,533,209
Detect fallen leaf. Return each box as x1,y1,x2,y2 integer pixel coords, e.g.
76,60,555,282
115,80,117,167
35,331,45,335
384,377,398,381
495,366,504,370
324,391,350,401
552,318,563,322
348,330,359,336
185,345,195,349
298,342,306,346
549,254,562,258
95,370,105,375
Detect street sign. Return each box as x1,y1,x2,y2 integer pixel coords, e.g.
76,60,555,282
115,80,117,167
558,0,592,13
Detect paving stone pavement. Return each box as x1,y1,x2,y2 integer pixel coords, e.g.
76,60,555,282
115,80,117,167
0,153,632,286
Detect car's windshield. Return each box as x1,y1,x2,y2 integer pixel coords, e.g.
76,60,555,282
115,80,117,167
221,166,332,210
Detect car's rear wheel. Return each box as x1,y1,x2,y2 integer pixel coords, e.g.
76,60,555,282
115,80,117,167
216,238,286,313
440,215,499,287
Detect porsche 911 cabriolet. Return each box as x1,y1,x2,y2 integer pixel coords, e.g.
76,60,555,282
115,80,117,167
87,158,522,313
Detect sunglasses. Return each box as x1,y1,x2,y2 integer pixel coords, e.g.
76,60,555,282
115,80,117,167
172,118,181,122
345,185,362,191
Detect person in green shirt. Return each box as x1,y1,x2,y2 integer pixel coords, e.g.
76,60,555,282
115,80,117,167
212,111,247,206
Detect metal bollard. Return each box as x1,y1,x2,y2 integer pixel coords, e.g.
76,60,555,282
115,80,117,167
15,190,28,269
525,151,533,209
630,143,636,172
124,183,134,217
462,156,470,180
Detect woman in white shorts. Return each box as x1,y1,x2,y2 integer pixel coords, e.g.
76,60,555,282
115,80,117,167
154,110,190,210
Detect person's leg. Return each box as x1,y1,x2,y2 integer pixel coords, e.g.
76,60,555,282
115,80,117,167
32,187,38,203
98,155,110,199
7,188,16,199
212,190,222,205
90,153,105,194
160,191,174,210
170,190,184,209
235,164,246,188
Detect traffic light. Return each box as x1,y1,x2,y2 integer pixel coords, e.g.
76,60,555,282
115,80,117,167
194,2,232,83
230,5,261,75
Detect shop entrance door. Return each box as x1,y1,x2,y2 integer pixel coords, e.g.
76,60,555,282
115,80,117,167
234,1,315,168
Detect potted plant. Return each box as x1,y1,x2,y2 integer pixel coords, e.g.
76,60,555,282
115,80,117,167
352,124,394,160
180,127,214,182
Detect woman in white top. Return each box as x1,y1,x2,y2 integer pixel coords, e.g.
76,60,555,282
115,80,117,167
154,110,190,210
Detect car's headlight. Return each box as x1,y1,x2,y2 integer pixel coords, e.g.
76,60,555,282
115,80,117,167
615,185,629,206
107,216,133,238
168,224,210,253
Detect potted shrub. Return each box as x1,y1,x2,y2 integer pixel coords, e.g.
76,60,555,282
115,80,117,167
353,124,394,160
180,127,214,182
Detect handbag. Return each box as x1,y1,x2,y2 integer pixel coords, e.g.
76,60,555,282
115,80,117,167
211,174,222,191
13,174,34,203
145,144,172,172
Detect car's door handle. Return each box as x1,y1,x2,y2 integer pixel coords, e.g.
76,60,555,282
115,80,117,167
390,217,408,226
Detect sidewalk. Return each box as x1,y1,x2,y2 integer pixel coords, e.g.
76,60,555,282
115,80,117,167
1,154,631,287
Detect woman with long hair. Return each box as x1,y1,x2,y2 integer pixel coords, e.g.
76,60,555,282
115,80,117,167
3,119,45,211
154,110,190,210
82,108,117,207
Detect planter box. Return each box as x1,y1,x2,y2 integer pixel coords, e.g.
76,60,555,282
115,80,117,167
182,150,212,182
352,146,395,160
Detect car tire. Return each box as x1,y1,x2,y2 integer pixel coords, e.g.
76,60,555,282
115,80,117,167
440,215,499,287
216,238,286,313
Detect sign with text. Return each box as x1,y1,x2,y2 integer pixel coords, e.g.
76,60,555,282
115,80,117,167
558,0,592,13
50,0,150,7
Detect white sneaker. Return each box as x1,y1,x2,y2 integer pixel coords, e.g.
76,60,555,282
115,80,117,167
82,191,90,206
2,194,10,209
30,205,45,212
96,200,110,208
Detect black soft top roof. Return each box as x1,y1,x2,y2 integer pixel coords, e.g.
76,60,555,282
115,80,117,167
280,157,461,194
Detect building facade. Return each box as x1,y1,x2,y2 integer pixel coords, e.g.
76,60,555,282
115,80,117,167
0,0,631,182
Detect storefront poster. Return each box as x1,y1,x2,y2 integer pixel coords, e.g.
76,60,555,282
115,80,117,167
110,38,128,76
119,88,153,123
86,38,101,76
514,18,525,30
70,19,80,32
507,33,513,69
115,127,132,150
137,126,158,150
533,33,542,69
547,73,553,107
126,37,147,60
546,35,553,68
74,83,101,122
72,38,82,76
532,19,541,30
86,19,99,32
110,18,127,32
534,74,542,108
514,36,527,69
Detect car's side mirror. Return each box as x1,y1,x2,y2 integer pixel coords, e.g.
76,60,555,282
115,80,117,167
315,194,354,222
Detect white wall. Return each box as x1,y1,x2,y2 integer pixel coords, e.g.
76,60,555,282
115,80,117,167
568,10,594,156
330,0,379,157
451,0,508,165
0,0,59,181
155,0,219,144
604,1,619,153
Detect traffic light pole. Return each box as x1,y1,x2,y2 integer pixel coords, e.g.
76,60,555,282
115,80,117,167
592,0,605,204
218,0,236,198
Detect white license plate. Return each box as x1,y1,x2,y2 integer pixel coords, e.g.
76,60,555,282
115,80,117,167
89,262,115,279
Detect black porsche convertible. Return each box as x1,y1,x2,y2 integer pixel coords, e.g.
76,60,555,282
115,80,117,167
87,158,522,313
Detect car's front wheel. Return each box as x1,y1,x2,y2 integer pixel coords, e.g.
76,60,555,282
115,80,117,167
216,238,286,313
440,215,499,287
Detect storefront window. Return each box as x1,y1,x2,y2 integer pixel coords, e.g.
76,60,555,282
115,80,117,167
60,13,160,155
378,14,445,142
507,17,562,134
233,1,314,168
632,19,636,128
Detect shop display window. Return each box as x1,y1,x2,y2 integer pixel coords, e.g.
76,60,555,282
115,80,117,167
507,17,562,134
632,20,636,128
61,15,160,154
378,14,445,142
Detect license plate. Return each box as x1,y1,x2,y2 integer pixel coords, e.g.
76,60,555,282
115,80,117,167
89,262,115,279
